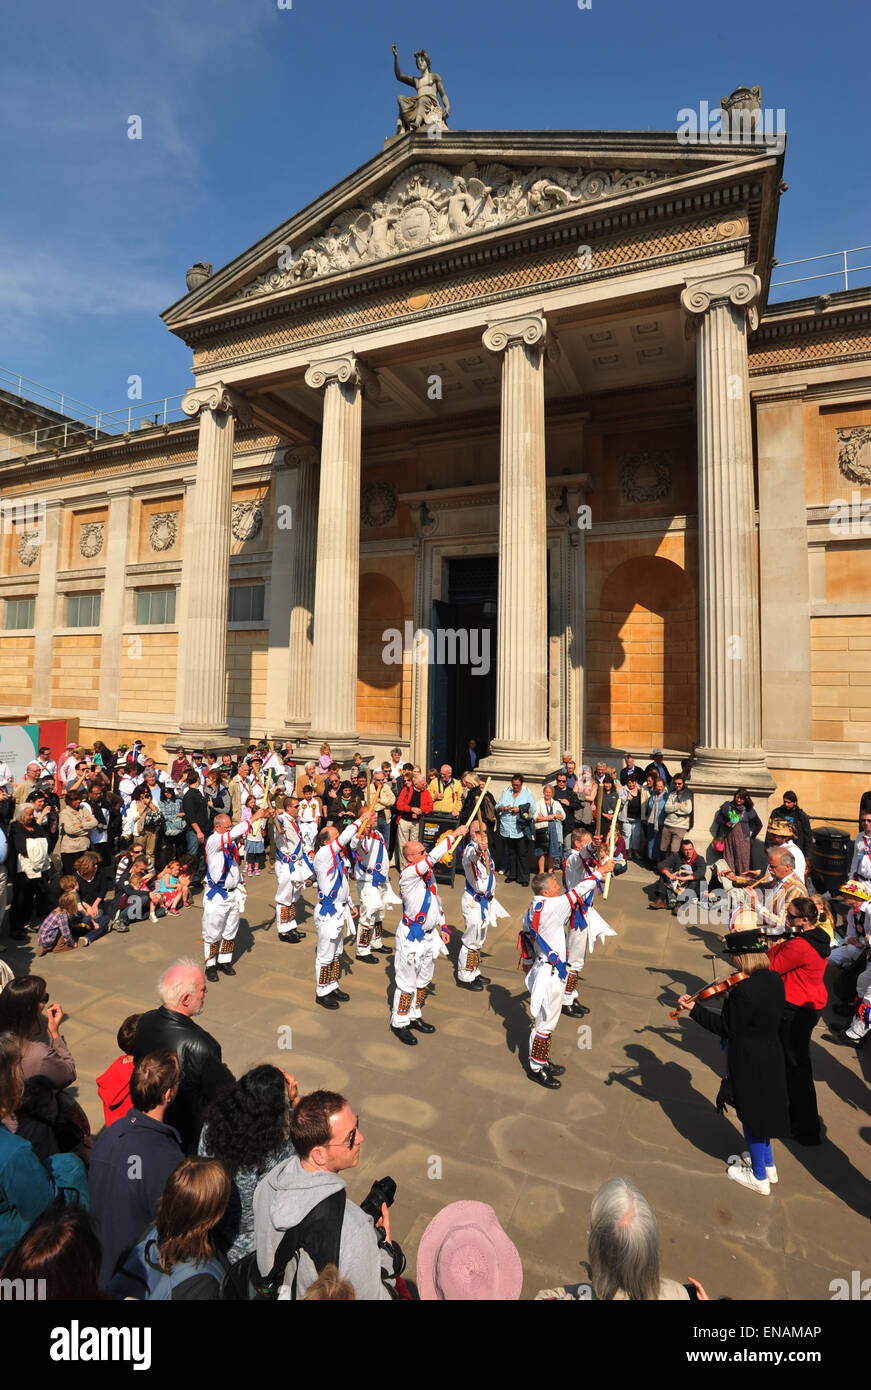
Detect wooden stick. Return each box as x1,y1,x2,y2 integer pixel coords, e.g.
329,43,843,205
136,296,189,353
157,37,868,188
602,803,618,900
440,776,492,862
595,780,604,838
260,768,274,811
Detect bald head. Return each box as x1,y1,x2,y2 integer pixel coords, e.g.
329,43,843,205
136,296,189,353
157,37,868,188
214,813,231,833
403,839,425,865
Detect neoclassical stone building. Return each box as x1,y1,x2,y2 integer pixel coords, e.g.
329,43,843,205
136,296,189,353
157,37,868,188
1,112,870,832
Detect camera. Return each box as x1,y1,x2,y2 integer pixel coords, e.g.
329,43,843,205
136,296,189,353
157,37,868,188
360,1175,396,1223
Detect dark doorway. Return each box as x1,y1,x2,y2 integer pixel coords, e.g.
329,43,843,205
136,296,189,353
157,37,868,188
429,556,498,771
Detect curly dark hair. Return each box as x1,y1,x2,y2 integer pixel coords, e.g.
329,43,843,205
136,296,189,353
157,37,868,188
201,1065,290,1175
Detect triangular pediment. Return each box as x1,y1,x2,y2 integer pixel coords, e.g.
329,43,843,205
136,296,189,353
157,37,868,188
163,130,782,334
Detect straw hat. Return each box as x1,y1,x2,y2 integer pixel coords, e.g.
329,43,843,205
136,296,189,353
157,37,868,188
839,879,871,903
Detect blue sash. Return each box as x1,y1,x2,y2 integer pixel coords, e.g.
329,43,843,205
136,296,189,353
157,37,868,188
356,834,387,888
465,858,495,921
205,841,237,901
278,821,314,876
317,846,344,916
522,900,568,980
403,877,434,942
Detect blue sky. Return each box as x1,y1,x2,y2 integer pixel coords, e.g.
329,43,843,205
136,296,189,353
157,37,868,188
2,0,868,416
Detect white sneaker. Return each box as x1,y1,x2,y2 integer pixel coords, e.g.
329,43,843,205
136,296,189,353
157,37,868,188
741,1152,778,1183
728,1164,770,1195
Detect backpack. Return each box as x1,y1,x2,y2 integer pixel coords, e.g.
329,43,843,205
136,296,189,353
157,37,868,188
220,1189,346,1301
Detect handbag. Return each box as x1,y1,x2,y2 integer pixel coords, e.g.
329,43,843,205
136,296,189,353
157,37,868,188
712,839,725,854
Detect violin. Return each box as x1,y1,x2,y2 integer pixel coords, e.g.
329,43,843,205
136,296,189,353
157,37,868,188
669,970,749,1019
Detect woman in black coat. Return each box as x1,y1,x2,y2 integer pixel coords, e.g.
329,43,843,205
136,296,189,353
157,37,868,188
677,931,789,1198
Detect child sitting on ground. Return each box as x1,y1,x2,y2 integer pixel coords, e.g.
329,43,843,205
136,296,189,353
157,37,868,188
95,1014,141,1126
156,859,184,915
115,860,164,927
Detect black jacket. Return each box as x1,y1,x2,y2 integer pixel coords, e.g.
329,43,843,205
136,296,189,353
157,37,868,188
182,788,210,837
89,1108,184,1288
766,803,813,859
132,1008,232,1154
690,970,790,1139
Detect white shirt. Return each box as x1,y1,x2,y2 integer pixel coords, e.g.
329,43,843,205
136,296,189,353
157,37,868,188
780,838,807,884
535,798,565,824
463,841,495,895
523,890,585,964
350,827,389,883
298,797,321,824
850,833,871,881
204,822,247,894
0,763,13,790
399,835,455,934
313,821,357,914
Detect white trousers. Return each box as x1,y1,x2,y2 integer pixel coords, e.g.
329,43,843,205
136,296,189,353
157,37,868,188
564,924,589,1005
391,935,437,1027
830,942,865,968
314,905,351,996
459,897,488,982
202,891,241,965
356,882,385,955
846,964,871,1040
275,860,308,935
527,962,565,1070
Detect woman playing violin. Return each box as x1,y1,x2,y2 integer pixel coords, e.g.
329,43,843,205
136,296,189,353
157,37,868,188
675,929,790,1197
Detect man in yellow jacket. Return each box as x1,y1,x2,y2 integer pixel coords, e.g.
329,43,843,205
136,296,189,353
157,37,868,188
428,764,464,817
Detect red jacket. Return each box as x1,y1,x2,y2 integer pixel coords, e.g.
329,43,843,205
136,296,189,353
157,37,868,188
396,785,433,822
768,929,829,1011
96,1054,135,1126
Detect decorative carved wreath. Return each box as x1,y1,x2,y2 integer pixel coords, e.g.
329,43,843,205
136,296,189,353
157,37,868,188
361,481,397,528
79,522,105,559
18,533,40,567
620,451,672,504
231,502,264,542
838,427,871,485
149,512,178,552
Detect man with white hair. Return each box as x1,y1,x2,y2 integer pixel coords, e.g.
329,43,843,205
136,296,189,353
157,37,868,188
458,819,506,989
312,806,376,1008
746,847,807,935
202,806,269,981
131,958,231,1153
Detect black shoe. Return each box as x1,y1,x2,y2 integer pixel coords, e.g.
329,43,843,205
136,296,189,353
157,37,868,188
457,978,485,991
409,1018,436,1034
205,966,219,983
562,1001,589,1018
356,953,380,964
373,945,391,955
333,989,350,1002
218,963,236,977
391,1024,418,1045
9,930,28,942
316,994,339,1010
503,877,515,884
826,1029,859,1048
280,929,304,944
476,975,492,985
547,1062,566,1077
529,1067,561,1089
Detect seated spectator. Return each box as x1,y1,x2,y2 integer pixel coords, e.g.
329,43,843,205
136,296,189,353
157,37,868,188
253,1089,399,1300
132,959,232,1154
649,839,707,912
0,1205,103,1301
176,857,194,907
113,860,164,929
301,1263,356,1300
36,889,99,955
89,1049,184,1287
417,1201,522,1300
109,1157,230,1300
0,1031,88,1261
74,851,111,931
535,1177,708,1301
199,1065,299,1264
95,1014,142,1127
830,881,871,971
114,841,149,889
156,859,184,915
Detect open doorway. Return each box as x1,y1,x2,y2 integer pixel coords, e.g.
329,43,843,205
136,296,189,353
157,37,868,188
429,556,498,771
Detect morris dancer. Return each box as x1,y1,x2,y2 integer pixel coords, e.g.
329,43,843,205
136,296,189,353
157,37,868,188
391,823,470,1045
561,829,614,1018
312,806,374,1010
519,871,593,1089
458,820,507,990
202,808,268,982
350,816,392,963
273,794,311,946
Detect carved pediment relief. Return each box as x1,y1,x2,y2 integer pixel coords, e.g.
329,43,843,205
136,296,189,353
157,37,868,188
240,161,666,297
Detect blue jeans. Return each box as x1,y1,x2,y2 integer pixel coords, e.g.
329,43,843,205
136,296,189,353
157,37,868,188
742,1125,773,1180
185,828,205,881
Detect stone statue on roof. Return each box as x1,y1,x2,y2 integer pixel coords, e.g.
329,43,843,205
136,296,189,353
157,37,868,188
392,44,450,136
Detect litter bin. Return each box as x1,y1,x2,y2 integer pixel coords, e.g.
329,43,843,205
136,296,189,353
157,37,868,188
419,812,461,886
811,826,852,896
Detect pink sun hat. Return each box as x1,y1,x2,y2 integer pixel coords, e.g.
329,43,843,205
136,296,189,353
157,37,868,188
416,1202,523,1300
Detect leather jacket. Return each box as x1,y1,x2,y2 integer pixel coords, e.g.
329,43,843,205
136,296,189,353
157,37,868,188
132,1007,231,1154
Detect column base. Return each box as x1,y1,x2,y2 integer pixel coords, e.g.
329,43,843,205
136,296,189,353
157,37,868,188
479,743,555,792
296,732,361,763
687,749,776,856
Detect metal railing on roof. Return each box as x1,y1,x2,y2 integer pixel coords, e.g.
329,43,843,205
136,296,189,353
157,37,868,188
1,385,188,462
769,245,871,297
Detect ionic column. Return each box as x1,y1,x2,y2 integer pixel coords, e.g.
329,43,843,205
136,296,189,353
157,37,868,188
680,269,774,826
176,381,251,747
283,443,319,737
97,487,133,720
480,312,551,777
30,500,62,716
304,355,362,759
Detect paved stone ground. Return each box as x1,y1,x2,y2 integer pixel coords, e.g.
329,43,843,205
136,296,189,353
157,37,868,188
7,862,870,1301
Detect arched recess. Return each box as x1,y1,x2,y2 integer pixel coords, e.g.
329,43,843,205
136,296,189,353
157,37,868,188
586,554,697,752
357,573,406,736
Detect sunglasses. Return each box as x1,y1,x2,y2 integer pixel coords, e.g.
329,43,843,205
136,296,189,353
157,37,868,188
40,993,50,1005
325,1116,360,1151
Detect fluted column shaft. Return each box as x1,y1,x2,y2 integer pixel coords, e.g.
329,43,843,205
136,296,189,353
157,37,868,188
285,444,319,732
305,356,362,755
682,270,763,759
483,313,550,769
177,382,251,741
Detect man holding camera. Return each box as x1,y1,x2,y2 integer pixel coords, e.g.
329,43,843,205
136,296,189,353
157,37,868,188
496,774,536,886
253,1089,401,1299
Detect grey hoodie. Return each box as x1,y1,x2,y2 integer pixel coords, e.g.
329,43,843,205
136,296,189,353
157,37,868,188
252,1155,394,1300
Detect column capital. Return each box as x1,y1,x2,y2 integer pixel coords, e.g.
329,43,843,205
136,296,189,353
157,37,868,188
483,311,548,356
181,381,253,426
285,443,319,469
681,269,761,331
304,353,362,392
